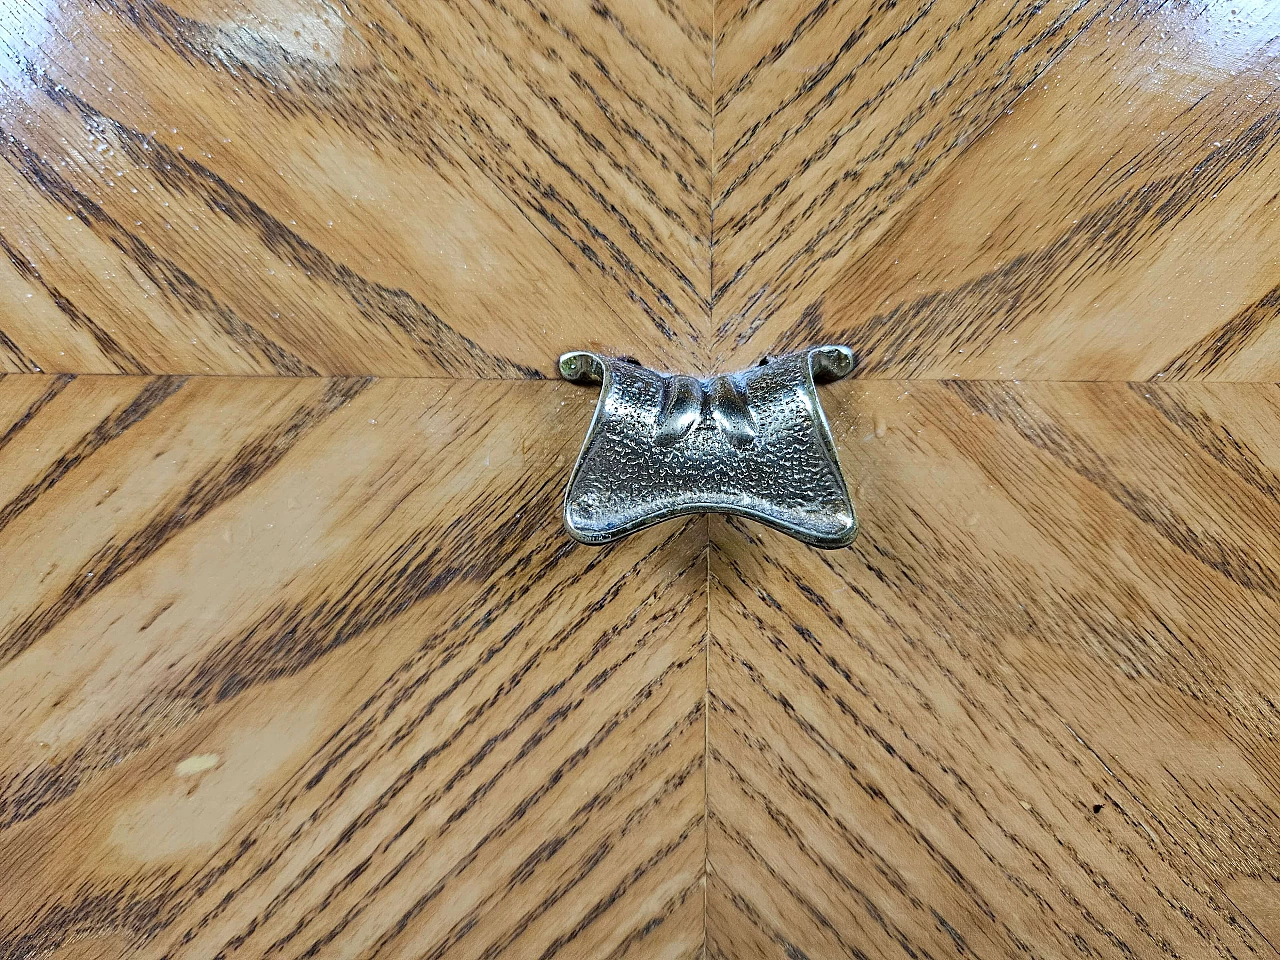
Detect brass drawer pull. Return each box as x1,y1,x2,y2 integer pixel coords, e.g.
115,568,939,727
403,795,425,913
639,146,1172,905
560,346,858,548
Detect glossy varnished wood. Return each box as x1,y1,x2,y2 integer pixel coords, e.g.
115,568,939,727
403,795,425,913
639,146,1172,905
4,0,1280,955
729,2,1280,378
0,377,705,958
711,0,1120,366
710,379,1280,958
0,0,711,376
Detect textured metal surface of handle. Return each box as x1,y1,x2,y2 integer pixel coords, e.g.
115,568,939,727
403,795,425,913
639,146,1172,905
560,346,858,548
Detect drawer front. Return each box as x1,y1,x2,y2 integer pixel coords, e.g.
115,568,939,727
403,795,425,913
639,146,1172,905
1,1,1278,957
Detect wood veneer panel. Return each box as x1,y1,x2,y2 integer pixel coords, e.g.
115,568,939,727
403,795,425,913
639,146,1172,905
0,376,706,958
0,0,713,376
709,379,1280,958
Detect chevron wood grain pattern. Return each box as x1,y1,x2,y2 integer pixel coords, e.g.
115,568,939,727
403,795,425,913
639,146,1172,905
0,0,711,376
732,1,1280,379
709,378,1280,959
0,376,706,959
5,0,1280,956
711,0,1122,365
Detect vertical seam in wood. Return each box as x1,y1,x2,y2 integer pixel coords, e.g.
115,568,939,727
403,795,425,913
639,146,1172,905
703,514,712,959
706,0,718,373
704,0,717,945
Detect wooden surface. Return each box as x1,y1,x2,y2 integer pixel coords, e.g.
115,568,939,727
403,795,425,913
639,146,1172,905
0,0,712,376
0,378,706,958
709,380,1280,958
2,0,1280,957
740,2,1280,381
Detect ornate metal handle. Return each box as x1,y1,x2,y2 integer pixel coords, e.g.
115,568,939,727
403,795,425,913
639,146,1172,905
560,345,858,548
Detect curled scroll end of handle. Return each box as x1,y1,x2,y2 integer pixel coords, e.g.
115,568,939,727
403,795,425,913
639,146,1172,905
559,351,606,384
808,345,856,383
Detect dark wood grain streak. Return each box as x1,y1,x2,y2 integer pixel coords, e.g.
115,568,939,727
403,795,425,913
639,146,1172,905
0,375,187,539
1162,283,1280,379
0,130,318,377
0,229,147,375
777,102,1280,377
0,373,74,452
2,86,533,378
0,377,368,671
145,522,705,959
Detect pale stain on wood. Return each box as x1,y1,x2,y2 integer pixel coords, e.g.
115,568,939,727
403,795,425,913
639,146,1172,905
2,0,1279,957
